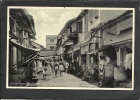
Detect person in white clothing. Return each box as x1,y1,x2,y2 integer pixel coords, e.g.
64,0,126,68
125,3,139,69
125,49,132,80
59,60,64,76
64,61,69,73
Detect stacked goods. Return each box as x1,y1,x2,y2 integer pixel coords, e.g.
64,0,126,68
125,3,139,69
114,67,127,81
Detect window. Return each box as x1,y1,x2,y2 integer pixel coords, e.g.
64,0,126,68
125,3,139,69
70,27,72,33
50,39,54,43
76,20,82,33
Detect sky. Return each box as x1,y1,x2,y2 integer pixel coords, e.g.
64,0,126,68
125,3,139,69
26,8,81,47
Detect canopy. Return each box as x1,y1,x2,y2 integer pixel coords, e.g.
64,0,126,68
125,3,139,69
97,45,112,52
111,27,132,45
9,40,40,54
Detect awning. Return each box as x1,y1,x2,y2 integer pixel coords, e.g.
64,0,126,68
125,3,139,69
9,40,40,54
97,45,112,52
111,27,132,46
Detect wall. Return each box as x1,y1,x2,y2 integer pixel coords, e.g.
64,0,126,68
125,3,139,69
117,17,132,35
46,36,57,49
100,10,126,23
102,24,117,45
88,10,100,31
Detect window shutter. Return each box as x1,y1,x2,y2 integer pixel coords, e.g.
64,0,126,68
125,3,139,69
76,22,78,32
80,20,83,33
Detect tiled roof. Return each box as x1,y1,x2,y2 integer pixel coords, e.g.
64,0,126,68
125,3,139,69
104,10,132,26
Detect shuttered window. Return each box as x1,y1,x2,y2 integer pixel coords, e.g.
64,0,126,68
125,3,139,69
80,20,83,33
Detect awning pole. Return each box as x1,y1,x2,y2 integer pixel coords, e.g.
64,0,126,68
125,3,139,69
23,52,40,64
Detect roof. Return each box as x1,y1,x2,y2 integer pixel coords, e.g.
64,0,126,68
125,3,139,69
111,27,132,45
46,35,57,37
10,9,36,35
31,41,44,48
57,18,75,37
103,10,133,29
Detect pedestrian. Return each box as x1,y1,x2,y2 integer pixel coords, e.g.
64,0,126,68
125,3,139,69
98,55,105,86
50,60,54,73
42,60,48,79
54,60,59,77
125,49,132,81
64,60,69,73
59,60,64,76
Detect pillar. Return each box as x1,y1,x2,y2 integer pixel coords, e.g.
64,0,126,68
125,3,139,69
86,54,90,70
13,19,17,71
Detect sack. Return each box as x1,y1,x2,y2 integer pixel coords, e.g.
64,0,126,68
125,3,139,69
114,67,127,81
44,67,47,71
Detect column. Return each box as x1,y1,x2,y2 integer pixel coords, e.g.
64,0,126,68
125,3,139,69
86,54,90,70
13,19,17,71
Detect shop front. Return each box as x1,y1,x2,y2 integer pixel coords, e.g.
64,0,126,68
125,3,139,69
112,27,132,67
81,44,89,71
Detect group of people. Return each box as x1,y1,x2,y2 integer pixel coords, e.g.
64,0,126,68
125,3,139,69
40,59,70,79
97,48,132,87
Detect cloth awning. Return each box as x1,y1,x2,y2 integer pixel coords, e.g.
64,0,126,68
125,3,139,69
111,27,132,45
97,45,111,52
9,40,40,54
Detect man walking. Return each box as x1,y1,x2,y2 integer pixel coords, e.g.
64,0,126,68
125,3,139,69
50,60,54,73
64,60,69,73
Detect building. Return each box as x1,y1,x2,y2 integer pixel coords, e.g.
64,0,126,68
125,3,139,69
46,35,57,50
56,9,132,79
9,9,39,85
31,41,44,49
56,9,127,73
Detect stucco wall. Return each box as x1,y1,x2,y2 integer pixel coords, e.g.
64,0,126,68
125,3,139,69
102,24,117,45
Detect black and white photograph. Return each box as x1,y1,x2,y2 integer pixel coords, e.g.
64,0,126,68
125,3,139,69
7,7,134,90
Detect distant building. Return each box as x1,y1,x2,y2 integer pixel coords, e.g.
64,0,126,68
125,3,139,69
31,41,44,49
46,35,57,50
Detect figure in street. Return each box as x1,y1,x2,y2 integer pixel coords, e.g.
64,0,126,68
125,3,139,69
59,60,64,76
42,60,48,79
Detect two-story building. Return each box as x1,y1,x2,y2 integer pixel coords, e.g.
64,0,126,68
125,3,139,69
56,9,128,73
9,9,39,85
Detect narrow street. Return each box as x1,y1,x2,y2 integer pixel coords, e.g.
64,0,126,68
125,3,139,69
36,65,99,88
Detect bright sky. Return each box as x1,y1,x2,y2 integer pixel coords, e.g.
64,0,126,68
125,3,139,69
26,8,81,47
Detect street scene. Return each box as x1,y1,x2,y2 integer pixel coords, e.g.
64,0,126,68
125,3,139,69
8,8,133,89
